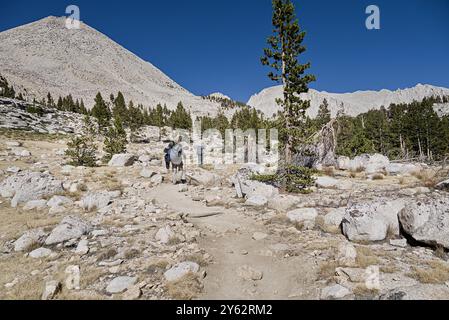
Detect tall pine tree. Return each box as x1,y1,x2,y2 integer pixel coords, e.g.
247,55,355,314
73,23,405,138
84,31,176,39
261,0,316,163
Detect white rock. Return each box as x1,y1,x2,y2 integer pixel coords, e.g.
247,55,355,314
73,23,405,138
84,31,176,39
41,280,61,300
245,195,268,207
14,228,46,252
150,174,163,185
178,184,188,192
267,194,299,212
337,243,357,266
399,196,449,249
155,226,174,244
321,284,352,300
286,208,318,229
80,191,120,211
342,199,405,242
323,208,346,228
65,265,81,290
252,232,268,241
164,262,200,282
187,170,220,187
106,276,137,294
0,171,64,207
108,154,135,167
75,239,89,255
29,247,52,259
140,168,156,178
47,195,73,208
6,166,21,173
45,216,92,245
390,239,408,248
23,199,47,211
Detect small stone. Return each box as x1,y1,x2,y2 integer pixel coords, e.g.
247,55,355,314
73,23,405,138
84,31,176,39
29,247,52,259
321,284,352,300
42,280,61,300
164,262,200,282
75,239,89,255
155,226,174,244
106,276,137,294
390,239,408,248
252,232,268,241
122,286,142,300
65,265,80,290
237,265,263,281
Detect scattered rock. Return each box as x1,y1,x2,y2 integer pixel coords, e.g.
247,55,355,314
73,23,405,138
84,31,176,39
140,168,156,178
252,232,268,241
80,191,120,211
245,195,268,207
150,174,163,185
0,171,63,207
45,216,92,245
286,208,318,229
14,228,46,252
108,154,135,167
267,194,299,212
29,247,52,259
23,199,47,211
75,239,89,255
47,195,73,208
323,208,346,229
164,262,200,282
337,243,357,266
155,226,174,244
390,239,408,248
315,176,353,190
41,280,61,300
106,276,137,294
321,284,352,300
65,265,80,290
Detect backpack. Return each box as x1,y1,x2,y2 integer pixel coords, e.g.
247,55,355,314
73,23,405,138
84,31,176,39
169,144,183,165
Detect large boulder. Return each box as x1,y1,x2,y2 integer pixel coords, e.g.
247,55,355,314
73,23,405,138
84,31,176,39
337,154,390,174
108,154,136,167
286,208,318,229
0,171,64,207
385,163,422,176
399,196,449,249
45,216,92,245
267,194,299,212
342,199,405,242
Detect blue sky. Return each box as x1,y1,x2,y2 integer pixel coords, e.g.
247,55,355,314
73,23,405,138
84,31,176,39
1,0,448,102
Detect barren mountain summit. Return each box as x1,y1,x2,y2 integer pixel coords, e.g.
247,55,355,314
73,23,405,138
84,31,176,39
0,16,221,115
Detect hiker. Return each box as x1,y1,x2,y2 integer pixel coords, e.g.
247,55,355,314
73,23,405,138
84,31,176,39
169,136,186,184
164,140,175,170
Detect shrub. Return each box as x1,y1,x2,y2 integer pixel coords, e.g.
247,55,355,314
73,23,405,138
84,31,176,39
103,116,127,162
252,165,316,194
65,116,97,167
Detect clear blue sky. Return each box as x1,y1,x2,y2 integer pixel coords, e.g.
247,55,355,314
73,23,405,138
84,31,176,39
1,0,448,102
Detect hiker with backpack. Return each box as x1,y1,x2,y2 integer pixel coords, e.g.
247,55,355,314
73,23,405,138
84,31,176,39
168,136,186,184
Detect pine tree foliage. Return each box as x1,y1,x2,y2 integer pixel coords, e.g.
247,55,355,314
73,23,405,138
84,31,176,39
261,0,316,162
65,115,98,167
103,115,128,162
91,92,112,130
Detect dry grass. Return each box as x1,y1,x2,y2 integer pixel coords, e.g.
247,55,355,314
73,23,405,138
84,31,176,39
317,260,339,280
96,248,118,261
408,260,449,284
123,248,141,260
412,169,440,188
321,166,335,177
380,265,400,274
353,284,379,298
371,174,385,180
165,273,203,300
355,246,381,268
182,253,209,267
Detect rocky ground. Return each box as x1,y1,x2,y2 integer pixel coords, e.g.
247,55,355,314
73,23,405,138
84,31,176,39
1,128,449,300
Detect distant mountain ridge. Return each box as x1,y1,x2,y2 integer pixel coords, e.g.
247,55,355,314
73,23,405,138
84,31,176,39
0,16,222,116
247,84,449,118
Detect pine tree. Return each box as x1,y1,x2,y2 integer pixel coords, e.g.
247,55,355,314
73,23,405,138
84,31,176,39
112,92,128,125
103,115,128,162
47,92,54,107
57,96,63,109
316,99,331,129
168,102,192,129
65,115,98,167
91,92,111,130
261,0,316,163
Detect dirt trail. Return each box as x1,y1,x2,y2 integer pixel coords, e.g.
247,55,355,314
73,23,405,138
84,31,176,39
148,183,321,300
